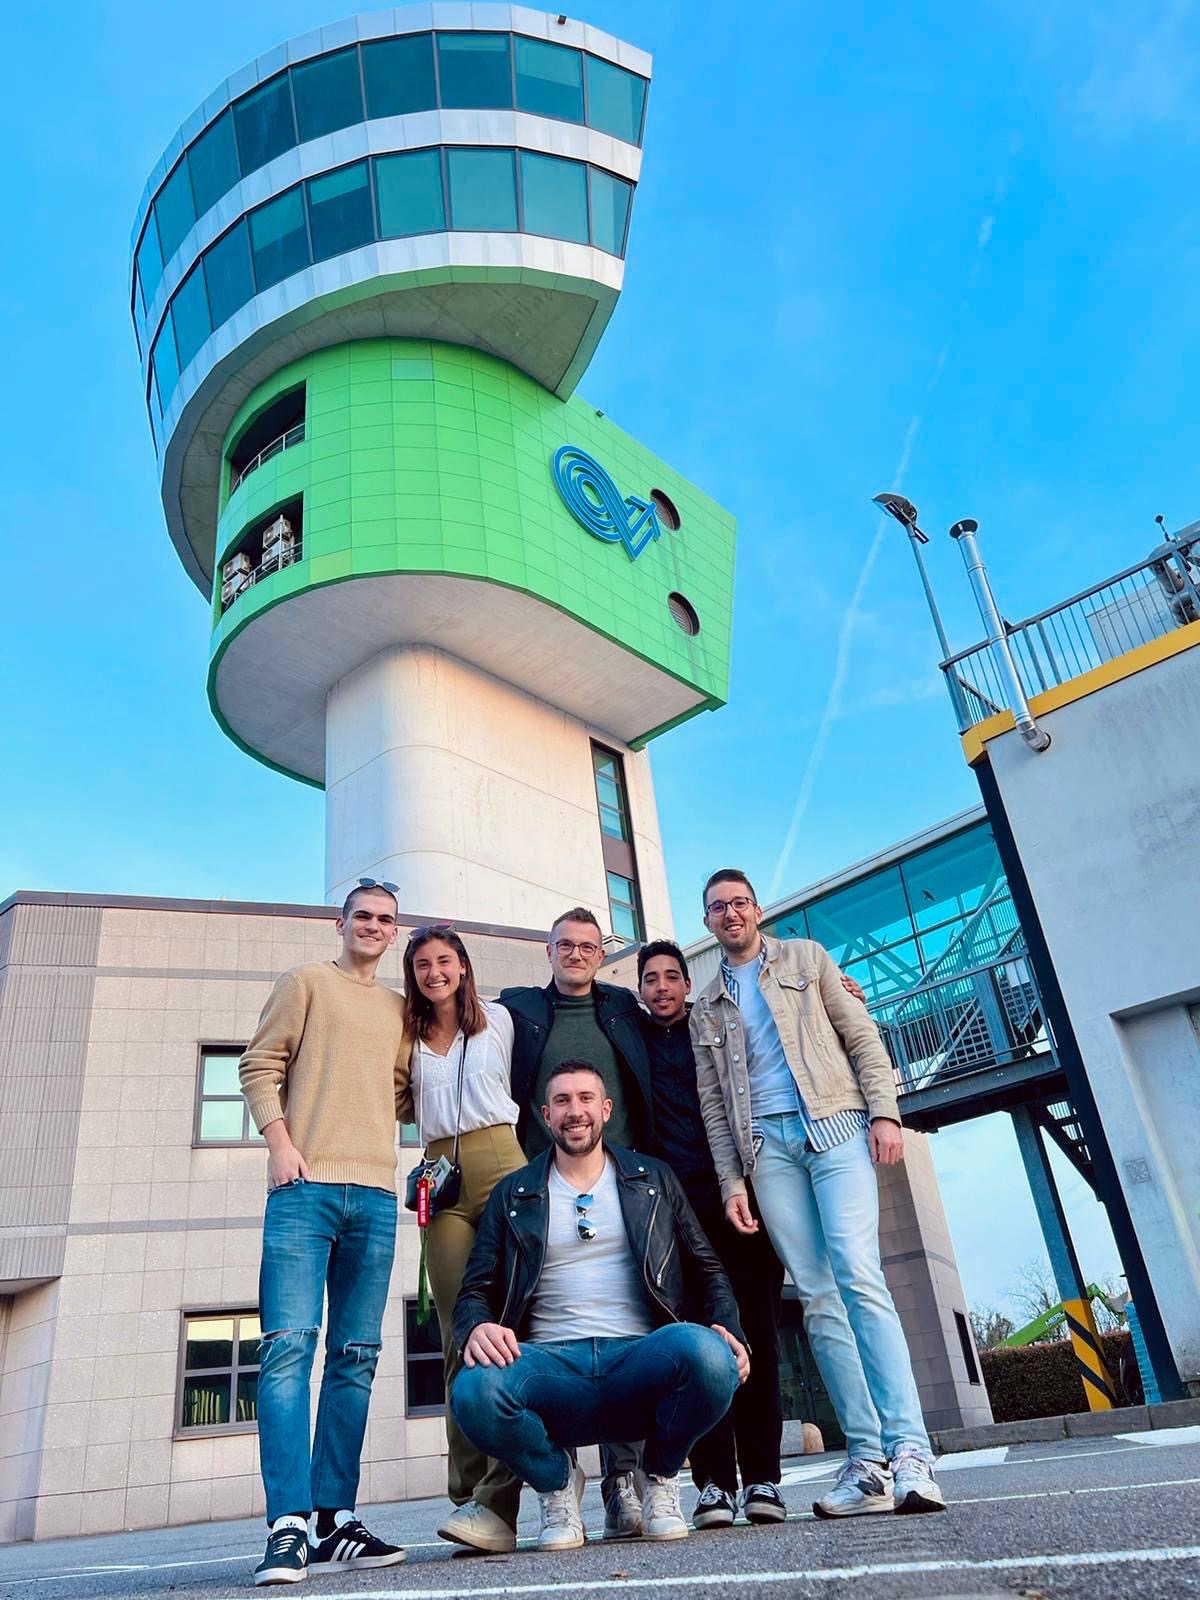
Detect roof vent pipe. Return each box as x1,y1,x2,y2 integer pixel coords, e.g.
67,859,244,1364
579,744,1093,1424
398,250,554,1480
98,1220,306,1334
948,518,1051,753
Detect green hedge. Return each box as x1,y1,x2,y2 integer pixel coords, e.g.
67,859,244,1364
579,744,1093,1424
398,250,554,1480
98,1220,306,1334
980,1332,1128,1421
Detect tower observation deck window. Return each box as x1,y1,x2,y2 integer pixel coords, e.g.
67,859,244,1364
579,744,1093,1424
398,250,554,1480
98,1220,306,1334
204,219,254,329
447,148,517,231
376,150,445,236
235,73,296,176
585,54,647,145
292,47,363,143
189,109,239,218
515,37,584,122
520,152,589,244
436,33,512,109
307,162,374,261
249,188,308,292
363,34,437,118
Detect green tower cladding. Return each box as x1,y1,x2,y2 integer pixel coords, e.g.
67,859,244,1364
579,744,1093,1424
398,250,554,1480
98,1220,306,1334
131,8,736,937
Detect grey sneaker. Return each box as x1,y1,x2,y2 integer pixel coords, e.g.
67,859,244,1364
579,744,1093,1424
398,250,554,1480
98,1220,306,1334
538,1465,586,1551
603,1470,644,1540
437,1499,517,1552
642,1474,688,1541
813,1458,894,1518
891,1449,946,1514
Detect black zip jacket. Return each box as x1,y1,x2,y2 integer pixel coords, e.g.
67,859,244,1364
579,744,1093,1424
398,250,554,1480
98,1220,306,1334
498,981,654,1152
451,1144,745,1353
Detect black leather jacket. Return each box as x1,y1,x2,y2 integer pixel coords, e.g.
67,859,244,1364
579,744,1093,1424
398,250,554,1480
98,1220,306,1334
499,981,655,1152
452,1144,745,1353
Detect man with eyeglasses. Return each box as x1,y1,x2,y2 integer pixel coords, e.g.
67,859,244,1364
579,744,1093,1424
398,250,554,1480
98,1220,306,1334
691,869,946,1520
499,906,655,1537
451,1060,747,1552
239,881,409,1585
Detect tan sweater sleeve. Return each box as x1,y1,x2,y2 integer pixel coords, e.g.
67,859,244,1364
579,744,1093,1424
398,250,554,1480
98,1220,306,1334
239,971,309,1133
816,945,900,1124
394,1031,416,1127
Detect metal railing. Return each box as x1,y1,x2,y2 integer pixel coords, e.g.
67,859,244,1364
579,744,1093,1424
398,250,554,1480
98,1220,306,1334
219,540,303,613
870,948,1048,1096
941,534,1200,732
229,424,305,494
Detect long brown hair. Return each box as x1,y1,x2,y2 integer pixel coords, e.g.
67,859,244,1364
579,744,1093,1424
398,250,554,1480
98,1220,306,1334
402,927,488,1042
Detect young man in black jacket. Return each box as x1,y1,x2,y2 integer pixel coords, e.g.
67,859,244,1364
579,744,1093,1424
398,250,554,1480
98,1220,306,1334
499,907,654,1534
451,1061,747,1552
637,939,787,1531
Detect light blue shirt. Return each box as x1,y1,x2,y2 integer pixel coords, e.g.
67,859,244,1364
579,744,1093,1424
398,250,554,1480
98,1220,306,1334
721,943,869,1153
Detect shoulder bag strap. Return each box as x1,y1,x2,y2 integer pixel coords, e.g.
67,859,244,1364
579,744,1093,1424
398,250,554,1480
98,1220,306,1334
451,1030,468,1169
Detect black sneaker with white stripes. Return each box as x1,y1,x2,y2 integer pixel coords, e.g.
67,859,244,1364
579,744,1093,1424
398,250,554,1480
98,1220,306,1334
742,1482,787,1523
308,1515,406,1572
254,1518,308,1586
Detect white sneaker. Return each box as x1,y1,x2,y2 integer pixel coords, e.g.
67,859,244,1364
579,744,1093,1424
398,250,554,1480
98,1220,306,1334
437,1499,517,1552
813,1458,894,1518
891,1449,946,1513
603,1471,644,1540
538,1465,586,1551
642,1474,688,1541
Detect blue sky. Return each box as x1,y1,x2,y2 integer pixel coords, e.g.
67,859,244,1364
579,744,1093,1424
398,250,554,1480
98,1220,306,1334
4,0,1189,1315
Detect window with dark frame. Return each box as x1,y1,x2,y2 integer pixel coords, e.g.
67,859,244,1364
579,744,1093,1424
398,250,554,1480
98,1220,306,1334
405,1298,445,1415
178,1309,261,1433
194,1047,263,1146
590,743,644,943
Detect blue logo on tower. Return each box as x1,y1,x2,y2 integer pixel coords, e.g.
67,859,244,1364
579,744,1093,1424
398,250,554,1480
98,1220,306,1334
551,446,662,561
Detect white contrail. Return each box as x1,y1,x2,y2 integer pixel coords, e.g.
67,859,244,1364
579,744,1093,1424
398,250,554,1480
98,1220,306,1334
766,414,920,901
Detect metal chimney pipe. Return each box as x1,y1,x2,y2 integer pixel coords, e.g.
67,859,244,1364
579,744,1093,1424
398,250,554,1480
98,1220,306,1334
949,518,1051,753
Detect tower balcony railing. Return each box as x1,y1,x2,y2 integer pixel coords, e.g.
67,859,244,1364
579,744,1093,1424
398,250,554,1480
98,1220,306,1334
219,539,303,614
941,530,1200,732
229,424,305,495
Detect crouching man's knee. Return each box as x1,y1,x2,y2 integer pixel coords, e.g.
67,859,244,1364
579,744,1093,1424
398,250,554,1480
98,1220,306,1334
450,1363,507,1454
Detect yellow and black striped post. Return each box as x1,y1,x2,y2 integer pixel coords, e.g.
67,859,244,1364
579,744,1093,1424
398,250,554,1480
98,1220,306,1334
1063,1296,1117,1410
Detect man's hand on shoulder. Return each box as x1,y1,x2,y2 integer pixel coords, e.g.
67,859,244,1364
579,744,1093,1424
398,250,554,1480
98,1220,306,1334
263,1120,309,1188
841,973,867,1005
463,1322,522,1368
869,1118,904,1166
710,1324,750,1385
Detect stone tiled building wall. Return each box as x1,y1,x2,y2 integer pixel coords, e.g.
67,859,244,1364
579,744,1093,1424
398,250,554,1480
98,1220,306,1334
0,894,552,1543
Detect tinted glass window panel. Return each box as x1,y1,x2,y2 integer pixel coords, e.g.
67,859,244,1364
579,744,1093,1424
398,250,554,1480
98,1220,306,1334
235,74,296,176
189,110,240,217
406,1300,442,1355
437,33,512,109
199,1100,245,1141
152,315,180,405
585,56,646,145
136,219,164,309
238,1315,261,1364
171,265,212,372
515,37,583,121
447,148,516,231
307,162,374,260
204,220,255,328
520,153,588,244
291,48,364,143
762,907,810,941
901,826,1003,932
181,1376,230,1428
806,866,913,968
376,150,445,236
843,941,922,1001
589,168,632,256
249,188,310,290
363,34,437,117
235,1373,259,1422
155,160,197,265
186,1318,235,1369
607,872,641,942
202,1053,241,1096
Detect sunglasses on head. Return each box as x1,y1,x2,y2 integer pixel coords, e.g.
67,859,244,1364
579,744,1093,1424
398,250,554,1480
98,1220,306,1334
357,877,399,894
409,920,456,940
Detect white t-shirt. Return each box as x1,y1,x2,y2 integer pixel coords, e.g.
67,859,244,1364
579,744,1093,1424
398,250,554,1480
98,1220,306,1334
413,1000,520,1143
528,1155,654,1343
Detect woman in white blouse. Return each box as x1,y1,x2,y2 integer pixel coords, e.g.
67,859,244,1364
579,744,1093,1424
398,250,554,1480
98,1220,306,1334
397,926,525,1554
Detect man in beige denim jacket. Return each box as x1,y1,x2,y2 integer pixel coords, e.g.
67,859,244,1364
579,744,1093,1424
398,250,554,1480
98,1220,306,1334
690,868,945,1520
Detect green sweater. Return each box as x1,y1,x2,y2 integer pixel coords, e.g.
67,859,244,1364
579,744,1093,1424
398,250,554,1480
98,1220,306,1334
525,991,632,1156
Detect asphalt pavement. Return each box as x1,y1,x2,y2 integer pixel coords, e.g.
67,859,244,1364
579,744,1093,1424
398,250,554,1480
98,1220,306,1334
3,1427,1199,1600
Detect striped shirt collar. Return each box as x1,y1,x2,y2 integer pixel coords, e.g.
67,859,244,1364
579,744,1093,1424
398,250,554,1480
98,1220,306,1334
720,937,767,999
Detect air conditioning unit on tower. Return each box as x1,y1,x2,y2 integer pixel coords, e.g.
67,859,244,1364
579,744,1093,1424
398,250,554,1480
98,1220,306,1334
220,551,253,608
261,515,295,575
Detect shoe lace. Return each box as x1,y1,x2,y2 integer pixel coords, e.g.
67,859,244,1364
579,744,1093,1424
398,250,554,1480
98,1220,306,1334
542,1487,577,1528
646,1476,682,1518
839,1458,883,1488
892,1449,933,1477
697,1482,726,1505
745,1482,780,1500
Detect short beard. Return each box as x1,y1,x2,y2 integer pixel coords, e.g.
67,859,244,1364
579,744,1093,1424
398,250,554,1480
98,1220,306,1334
552,1122,603,1157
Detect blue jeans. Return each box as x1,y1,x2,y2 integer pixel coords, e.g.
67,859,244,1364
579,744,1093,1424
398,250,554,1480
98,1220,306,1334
256,1180,397,1523
753,1116,930,1462
451,1325,739,1493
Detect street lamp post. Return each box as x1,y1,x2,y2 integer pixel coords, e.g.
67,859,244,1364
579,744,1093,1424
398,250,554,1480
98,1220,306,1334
872,491,964,724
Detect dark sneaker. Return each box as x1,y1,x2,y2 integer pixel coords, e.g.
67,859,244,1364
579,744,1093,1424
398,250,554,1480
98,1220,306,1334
254,1518,308,1586
309,1515,406,1571
742,1482,787,1524
602,1471,643,1539
692,1481,737,1529
891,1449,947,1514
813,1458,894,1518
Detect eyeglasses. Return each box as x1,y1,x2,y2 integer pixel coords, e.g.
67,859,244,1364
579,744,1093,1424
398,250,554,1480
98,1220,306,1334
575,1192,596,1243
554,940,601,959
357,877,399,894
705,896,755,917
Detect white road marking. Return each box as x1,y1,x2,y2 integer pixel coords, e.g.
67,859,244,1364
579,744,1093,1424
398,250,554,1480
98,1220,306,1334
933,1447,1009,1471
951,1474,1200,1508
211,1545,1200,1598
778,1461,840,1484
1117,1425,1200,1448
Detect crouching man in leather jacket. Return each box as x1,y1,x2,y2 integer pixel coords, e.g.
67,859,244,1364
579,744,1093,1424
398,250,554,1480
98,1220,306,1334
451,1059,749,1551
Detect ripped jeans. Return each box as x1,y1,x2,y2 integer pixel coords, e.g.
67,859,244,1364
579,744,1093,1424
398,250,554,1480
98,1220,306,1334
257,1179,397,1523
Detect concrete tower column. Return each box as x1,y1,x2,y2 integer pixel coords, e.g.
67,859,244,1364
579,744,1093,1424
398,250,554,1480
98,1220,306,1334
324,645,671,935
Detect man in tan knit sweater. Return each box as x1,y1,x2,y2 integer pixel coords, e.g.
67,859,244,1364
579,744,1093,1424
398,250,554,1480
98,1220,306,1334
239,884,409,1586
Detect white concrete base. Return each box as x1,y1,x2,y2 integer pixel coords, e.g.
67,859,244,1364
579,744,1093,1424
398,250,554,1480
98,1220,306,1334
325,645,672,937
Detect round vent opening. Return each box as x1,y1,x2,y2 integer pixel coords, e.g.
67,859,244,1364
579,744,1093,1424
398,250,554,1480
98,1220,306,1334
668,592,700,636
650,489,681,531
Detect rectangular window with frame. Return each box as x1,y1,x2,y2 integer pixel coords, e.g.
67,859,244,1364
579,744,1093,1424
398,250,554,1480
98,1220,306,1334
405,1298,445,1415
178,1309,261,1434
590,742,644,943
195,1046,263,1146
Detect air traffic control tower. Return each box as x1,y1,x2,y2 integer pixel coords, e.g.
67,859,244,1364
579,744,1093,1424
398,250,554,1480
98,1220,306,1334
130,9,735,936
